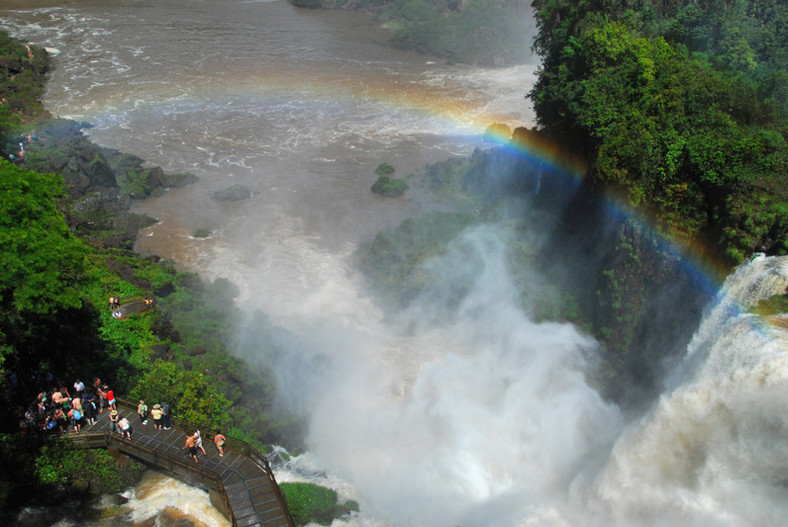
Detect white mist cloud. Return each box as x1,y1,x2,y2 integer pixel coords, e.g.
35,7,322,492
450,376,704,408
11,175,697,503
258,225,623,527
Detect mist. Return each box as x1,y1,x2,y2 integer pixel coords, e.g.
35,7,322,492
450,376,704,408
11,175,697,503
231,220,625,526
225,207,788,527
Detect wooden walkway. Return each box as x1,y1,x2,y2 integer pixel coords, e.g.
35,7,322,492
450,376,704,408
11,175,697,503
67,398,294,527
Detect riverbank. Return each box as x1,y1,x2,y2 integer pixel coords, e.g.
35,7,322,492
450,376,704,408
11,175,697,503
0,31,317,524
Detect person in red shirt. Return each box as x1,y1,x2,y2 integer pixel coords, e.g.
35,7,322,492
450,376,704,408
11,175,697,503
105,386,116,410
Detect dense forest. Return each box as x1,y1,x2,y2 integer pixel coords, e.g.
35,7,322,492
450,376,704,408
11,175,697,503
0,0,786,524
530,0,787,263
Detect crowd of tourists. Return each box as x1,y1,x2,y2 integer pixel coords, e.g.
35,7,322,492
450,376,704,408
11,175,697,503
18,377,105,435
17,377,171,439
17,376,227,462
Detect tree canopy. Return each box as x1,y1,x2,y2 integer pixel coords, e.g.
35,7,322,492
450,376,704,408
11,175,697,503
530,0,788,262
0,160,87,315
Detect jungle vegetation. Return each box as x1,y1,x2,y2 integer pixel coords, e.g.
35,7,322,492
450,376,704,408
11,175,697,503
530,0,787,262
1,0,787,521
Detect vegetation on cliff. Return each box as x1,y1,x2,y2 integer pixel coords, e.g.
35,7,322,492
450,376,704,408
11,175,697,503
280,482,359,526
0,32,302,520
530,0,787,263
371,162,409,197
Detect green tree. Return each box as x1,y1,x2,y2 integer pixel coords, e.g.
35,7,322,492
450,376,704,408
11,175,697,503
34,440,142,493
530,0,788,262
130,359,231,430
0,160,90,384
0,160,87,313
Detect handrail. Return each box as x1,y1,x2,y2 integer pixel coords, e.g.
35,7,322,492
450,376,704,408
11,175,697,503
69,428,221,483
69,430,238,524
114,396,294,526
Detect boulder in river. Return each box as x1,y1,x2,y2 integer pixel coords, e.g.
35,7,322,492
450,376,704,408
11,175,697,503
211,184,252,201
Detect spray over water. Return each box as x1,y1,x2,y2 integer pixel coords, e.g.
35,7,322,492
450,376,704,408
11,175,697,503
230,224,623,526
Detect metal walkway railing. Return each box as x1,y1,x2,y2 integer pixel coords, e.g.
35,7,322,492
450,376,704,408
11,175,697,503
67,397,295,527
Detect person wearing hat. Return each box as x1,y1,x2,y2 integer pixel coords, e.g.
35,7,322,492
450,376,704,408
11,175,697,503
150,403,163,430
109,409,120,434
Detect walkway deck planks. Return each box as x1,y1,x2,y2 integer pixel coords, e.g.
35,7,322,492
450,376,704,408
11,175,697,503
67,399,294,527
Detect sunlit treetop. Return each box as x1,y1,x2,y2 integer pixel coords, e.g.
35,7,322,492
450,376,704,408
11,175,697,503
0,159,87,314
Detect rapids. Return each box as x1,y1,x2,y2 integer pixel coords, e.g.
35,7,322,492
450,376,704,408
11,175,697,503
2,1,788,526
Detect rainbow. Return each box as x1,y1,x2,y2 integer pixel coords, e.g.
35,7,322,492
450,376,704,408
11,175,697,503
69,66,735,302
477,121,732,301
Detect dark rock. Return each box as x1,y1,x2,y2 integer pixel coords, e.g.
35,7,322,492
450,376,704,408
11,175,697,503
211,184,252,201
105,493,129,506
162,172,200,188
484,122,512,142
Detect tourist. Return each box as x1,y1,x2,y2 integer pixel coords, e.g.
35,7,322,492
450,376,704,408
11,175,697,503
105,386,116,410
214,431,226,457
109,409,120,434
137,400,148,425
61,393,72,412
73,378,85,397
43,415,57,433
193,430,207,456
96,385,107,414
51,388,63,408
118,415,132,439
183,433,199,463
71,395,82,415
150,403,162,430
83,393,97,426
161,401,171,429
53,407,67,432
68,407,82,434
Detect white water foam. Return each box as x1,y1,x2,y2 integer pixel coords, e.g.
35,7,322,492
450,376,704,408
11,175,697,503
585,254,788,527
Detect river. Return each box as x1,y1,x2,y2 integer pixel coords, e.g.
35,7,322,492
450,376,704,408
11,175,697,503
3,1,788,526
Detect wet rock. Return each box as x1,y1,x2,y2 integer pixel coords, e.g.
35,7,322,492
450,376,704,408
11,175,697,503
161,172,200,188
105,493,130,506
211,184,252,201
371,175,408,198
11,507,57,527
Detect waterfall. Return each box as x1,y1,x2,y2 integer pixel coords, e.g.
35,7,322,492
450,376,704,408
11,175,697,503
586,254,788,527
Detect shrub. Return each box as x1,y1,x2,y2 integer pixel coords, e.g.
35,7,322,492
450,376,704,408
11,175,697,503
280,482,358,526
